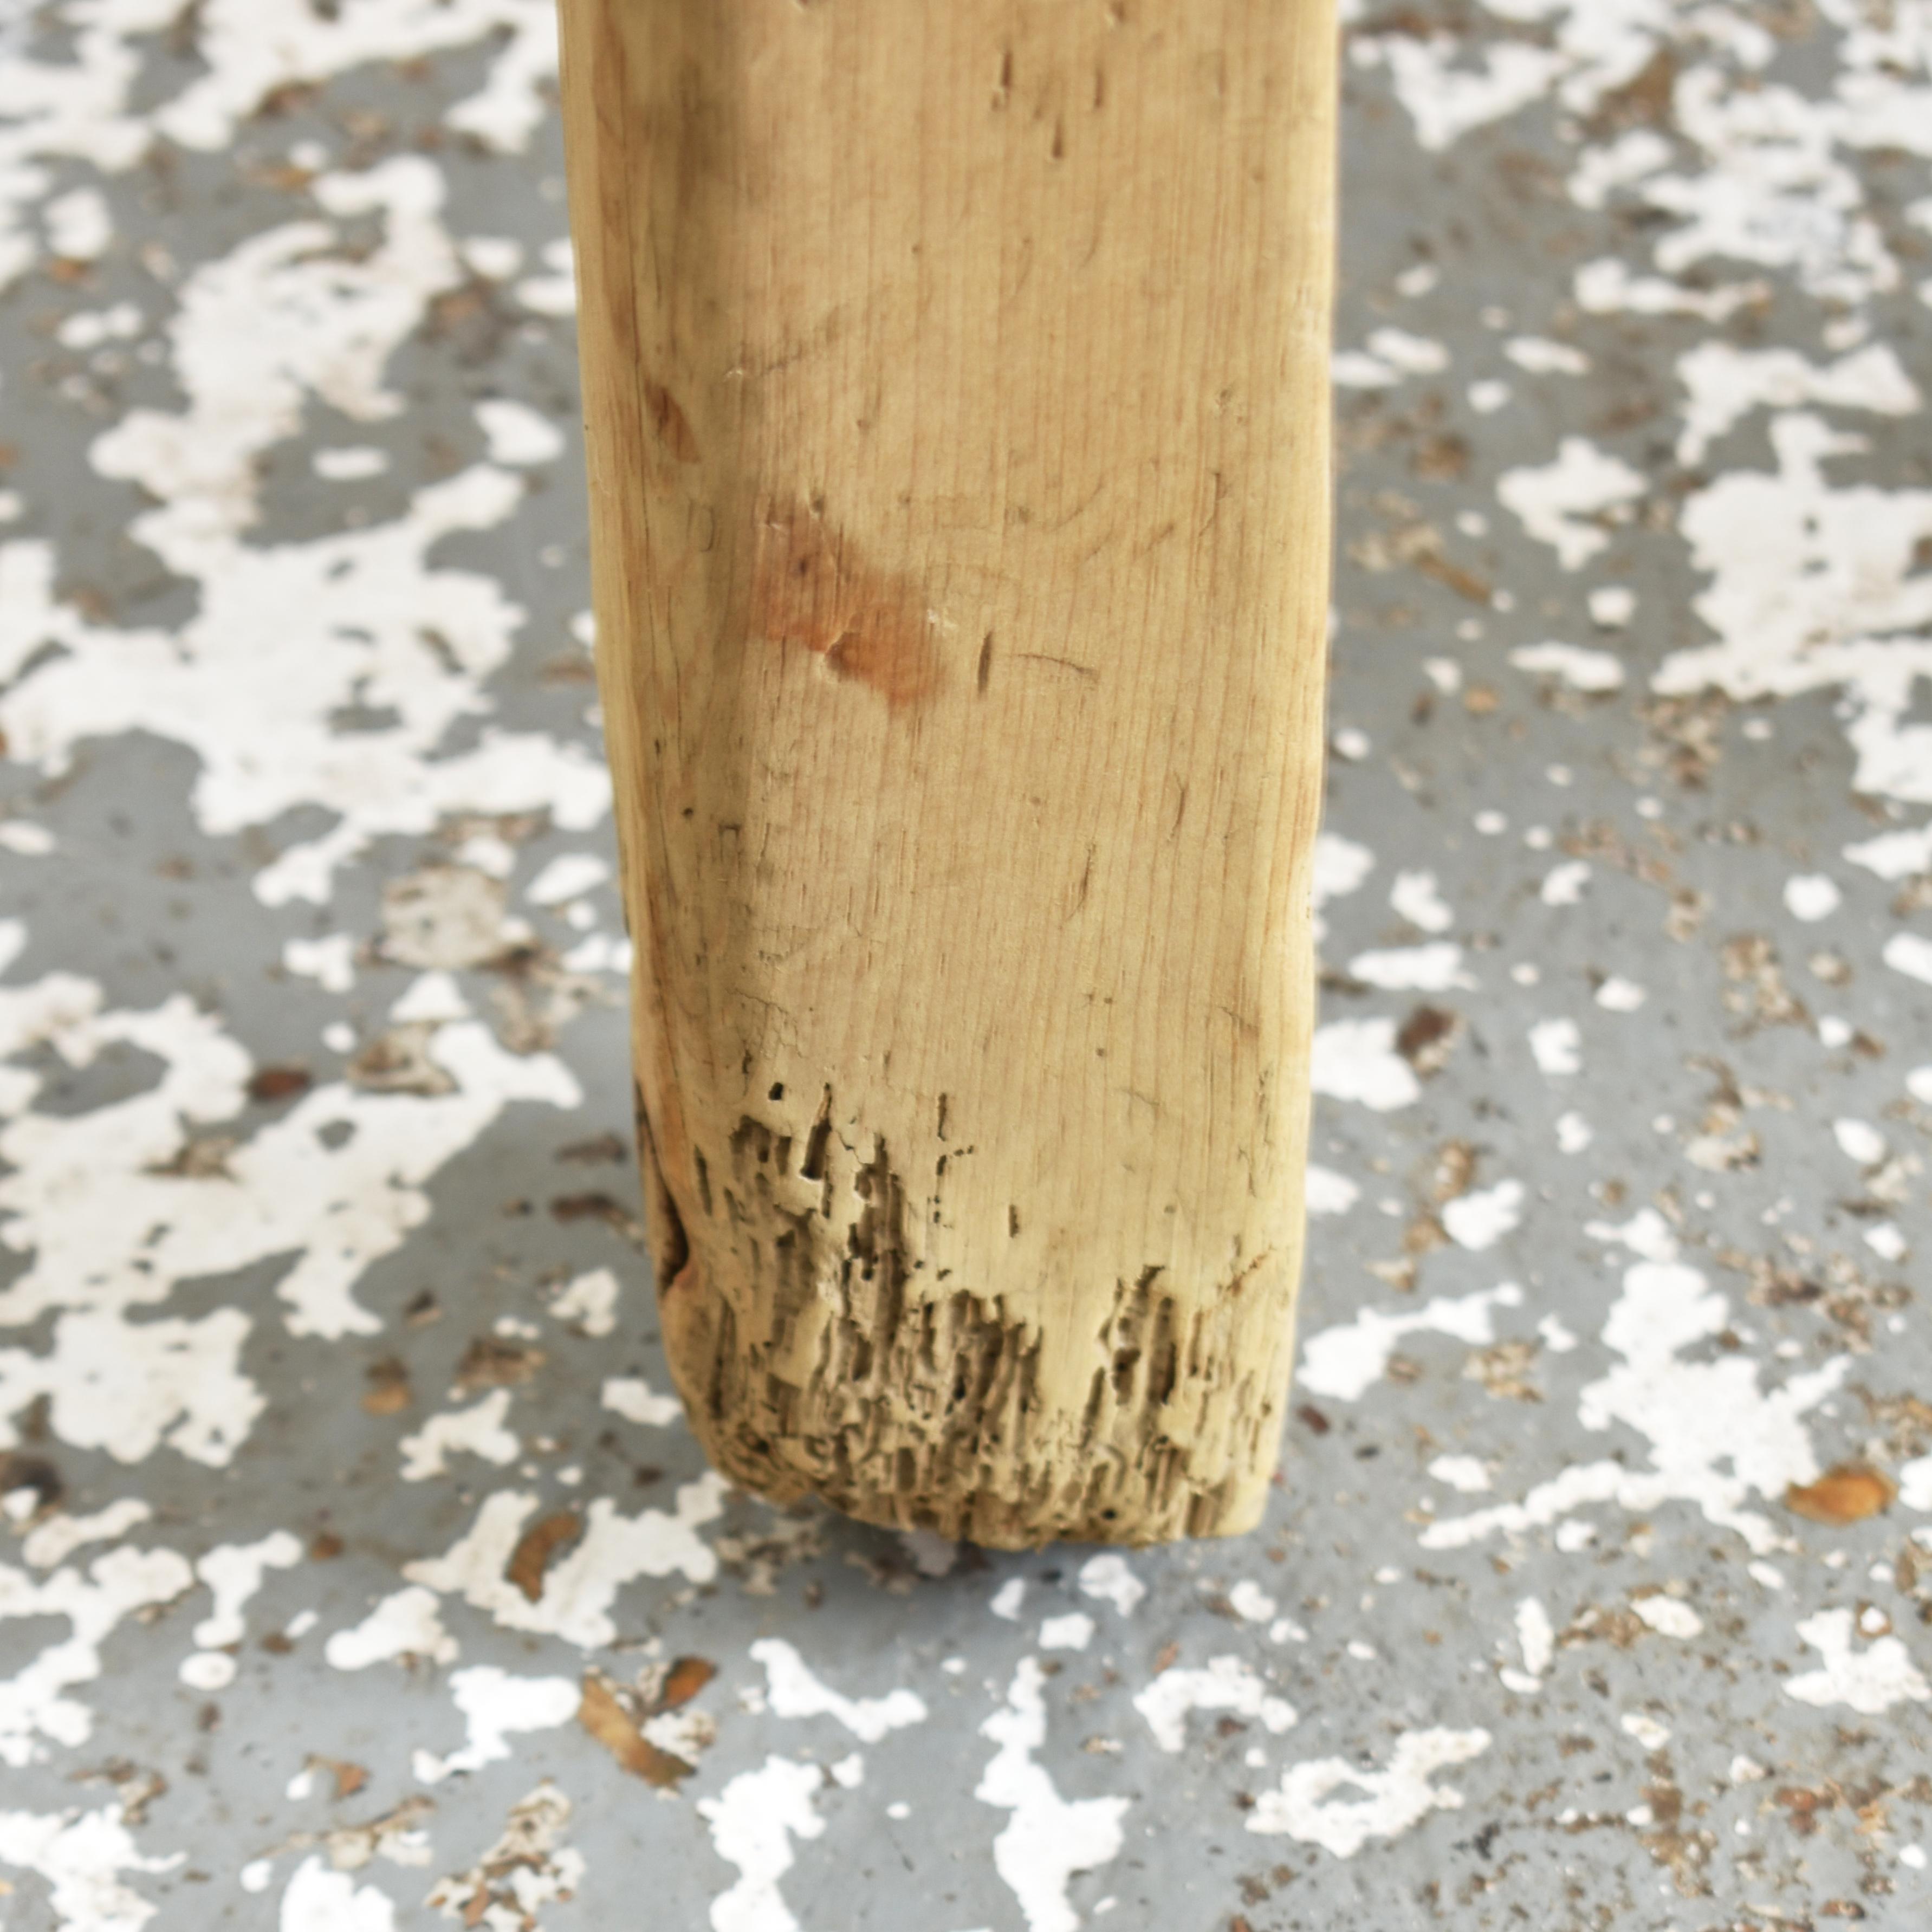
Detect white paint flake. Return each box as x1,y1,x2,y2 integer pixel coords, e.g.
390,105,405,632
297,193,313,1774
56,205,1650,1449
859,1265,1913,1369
699,1756,826,1932
548,1267,620,1337
1346,944,1470,993
1833,1118,1886,1165
1228,1580,1276,1623
404,1474,725,1646
1590,586,1636,628
425,1782,582,1928
1304,1165,1359,1217
1540,861,1591,907
324,1586,459,1670
1654,415,1932,807
1301,1285,1524,1403
282,934,357,994
1505,335,1589,375
1632,1595,1704,1641
475,398,565,467
1442,1181,1525,1252
1389,870,1453,934
1337,326,1451,388
399,1391,520,1482
0,1545,194,1765
1429,1455,1491,1494
1039,1615,1095,1653
1497,438,1644,570
313,446,389,481
1247,1728,1491,1856
412,1667,579,1784
751,1639,928,1742
1310,1019,1421,1112
1501,1597,1555,1693
1675,341,1919,464
1885,932,1932,985
280,1857,397,1932
1786,1609,1931,1715
1528,1018,1581,1077
990,1578,1028,1621
600,1376,683,1428
0,1804,182,1932
1899,1456,1932,1513
1077,1554,1145,1617
22,1501,153,1573
1133,1657,1296,1753
1509,642,1625,693
1311,833,1374,941
1,985,581,1395
976,1659,1129,1932
44,186,111,262
526,854,610,906
1846,822,1932,880
1,158,610,907
1425,1217,1847,1555
190,1532,303,1669
1353,33,1566,153
514,238,576,316
1621,1712,1671,1751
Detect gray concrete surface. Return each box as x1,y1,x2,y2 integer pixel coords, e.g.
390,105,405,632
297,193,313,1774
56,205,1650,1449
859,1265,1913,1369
1,3,1929,1928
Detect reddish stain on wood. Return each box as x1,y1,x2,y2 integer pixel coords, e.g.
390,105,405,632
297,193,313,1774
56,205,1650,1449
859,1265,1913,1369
749,496,942,709
643,377,699,463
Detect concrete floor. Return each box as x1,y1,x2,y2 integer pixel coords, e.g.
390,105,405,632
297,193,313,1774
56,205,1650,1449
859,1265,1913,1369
1,3,1929,1928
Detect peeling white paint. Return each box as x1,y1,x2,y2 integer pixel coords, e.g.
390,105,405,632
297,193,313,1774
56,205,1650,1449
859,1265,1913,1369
412,1667,579,1784
475,398,565,468
1655,415,1932,807
1346,944,1471,993
1509,643,1625,693
325,1586,459,1670
548,1267,620,1338
1133,1657,1295,1753
751,1639,927,1743
1038,1615,1094,1653
1786,1609,1930,1715
1247,1728,1491,1857
404,1474,725,1646
1632,1595,1703,1641
1425,1218,1846,1555
1443,1181,1525,1252
1429,1455,1491,1494
1389,870,1453,934
600,1376,683,1428
280,1856,397,1932
1497,438,1644,571
1676,341,1918,464
400,1391,520,1482
22,1502,152,1573
976,1659,1129,1932
0,1803,181,1932
1077,1555,1145,1618
0,1546,194,1765
699,1756,826,1932
1310,1019,1421,1112
1304,1165,1360,1217
1528,1018,1581,1077
1301,1286,1525,1403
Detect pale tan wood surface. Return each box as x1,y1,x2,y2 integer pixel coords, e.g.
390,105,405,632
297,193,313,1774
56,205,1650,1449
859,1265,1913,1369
559,0,1335,1545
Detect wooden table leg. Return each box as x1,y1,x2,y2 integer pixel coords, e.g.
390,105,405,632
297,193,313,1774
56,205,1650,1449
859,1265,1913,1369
559,0,1335,1546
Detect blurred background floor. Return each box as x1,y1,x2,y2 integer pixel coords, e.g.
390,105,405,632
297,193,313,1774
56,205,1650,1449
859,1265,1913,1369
1,3,1930,1928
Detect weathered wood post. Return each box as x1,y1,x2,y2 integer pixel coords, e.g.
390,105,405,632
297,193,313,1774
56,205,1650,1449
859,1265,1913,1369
559,0,1335,1545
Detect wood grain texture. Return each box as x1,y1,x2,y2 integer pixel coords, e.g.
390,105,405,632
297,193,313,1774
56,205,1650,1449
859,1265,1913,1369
559,0,1335,1546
